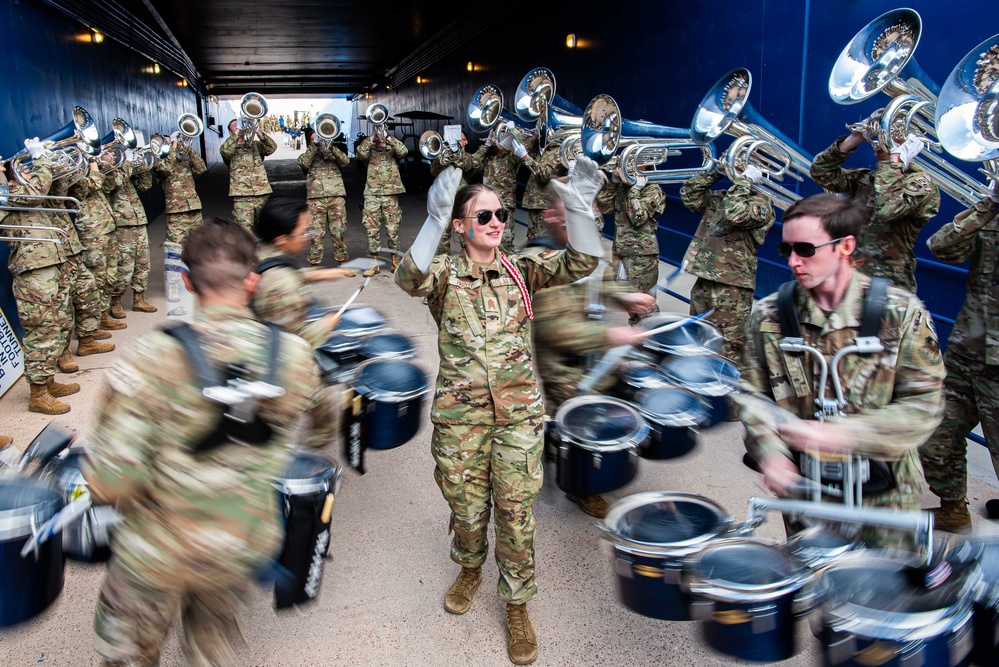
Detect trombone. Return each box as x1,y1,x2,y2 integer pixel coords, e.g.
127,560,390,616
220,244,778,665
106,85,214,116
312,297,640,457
2,106,102,187
239,92,268,140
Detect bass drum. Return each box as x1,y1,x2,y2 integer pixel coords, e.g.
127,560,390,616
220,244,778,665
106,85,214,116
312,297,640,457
602,492,731,621
552,396,647,496
0,478,64,627
43,448,122,562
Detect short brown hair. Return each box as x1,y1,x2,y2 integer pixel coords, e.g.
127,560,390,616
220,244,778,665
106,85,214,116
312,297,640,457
782,193,865,240
181,217,257,294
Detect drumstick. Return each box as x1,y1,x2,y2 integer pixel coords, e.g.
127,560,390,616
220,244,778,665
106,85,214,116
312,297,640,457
635,309,715,341
330,276,372,324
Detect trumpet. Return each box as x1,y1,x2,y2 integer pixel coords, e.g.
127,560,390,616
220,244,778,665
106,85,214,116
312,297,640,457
98,117,138,175
239,92,268,140
2,106,102,187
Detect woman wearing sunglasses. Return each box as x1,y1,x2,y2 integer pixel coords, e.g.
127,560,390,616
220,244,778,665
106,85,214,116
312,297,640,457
395,160,606,665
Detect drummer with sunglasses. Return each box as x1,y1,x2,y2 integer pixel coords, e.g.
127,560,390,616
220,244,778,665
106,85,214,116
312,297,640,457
394,160,606,665
736,193,944,549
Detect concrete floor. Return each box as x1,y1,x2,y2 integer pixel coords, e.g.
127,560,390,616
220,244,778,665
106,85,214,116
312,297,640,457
2,136,998,666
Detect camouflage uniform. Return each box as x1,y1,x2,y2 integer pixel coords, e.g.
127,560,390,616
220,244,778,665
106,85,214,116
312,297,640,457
738,272,944,547
220,132,277,230
483,141,538,253
3,156,69,384
83,304,323,666
431,144,487,255
395,244,598,603
810,137,940,293
69,167,119,307
599,180,667,320
356,135,407,259
680,171,776,361
522,141,565,241
298,142,350,265
919,197,999,502
154,141,207,245
109,163,153,297
49,178,103,340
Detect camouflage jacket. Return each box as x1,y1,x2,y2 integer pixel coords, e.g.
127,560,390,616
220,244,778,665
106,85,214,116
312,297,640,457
679,171,776,289
69,166,117,240
49,177,84,256
154,143,207,214
522,142,565,210
83,304,323,579
3,155,66,274
737,272,945,506
356,135,407,196
598,181,667,257
810,137,940,293
927,197,999,365
483,146,537,209
395,244,599,424
298,143,349,199
430,145,487,187
109,162,153,227
220,132,277,197
253,243,328,348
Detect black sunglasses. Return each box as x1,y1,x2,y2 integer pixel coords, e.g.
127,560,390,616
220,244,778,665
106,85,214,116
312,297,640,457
776,238,843,258
466,209,509,225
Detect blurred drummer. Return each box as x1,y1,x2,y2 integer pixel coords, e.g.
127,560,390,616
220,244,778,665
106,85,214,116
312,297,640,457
736,193,944,548
83,218,324,665
530,180,654,518
394,160,605,665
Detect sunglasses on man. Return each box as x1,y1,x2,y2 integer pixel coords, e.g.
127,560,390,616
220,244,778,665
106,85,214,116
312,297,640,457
776,238,843,258
465,209,510,225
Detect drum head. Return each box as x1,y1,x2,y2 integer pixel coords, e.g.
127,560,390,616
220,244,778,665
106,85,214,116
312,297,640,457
319,333,359,353
555,396,647,452
693,539,804,591
275,452,341,496
641,314,722,355
785,526,857,567
335,306,387,337
604,492,729,554
362,333,414,358
0,479,62,539
662,355,741,396
354,360,428,401
637,387,709,427
957,537,999,605
621,365,670,389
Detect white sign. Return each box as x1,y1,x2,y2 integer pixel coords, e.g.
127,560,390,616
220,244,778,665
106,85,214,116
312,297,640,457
0,307,24,398
443,124,463,151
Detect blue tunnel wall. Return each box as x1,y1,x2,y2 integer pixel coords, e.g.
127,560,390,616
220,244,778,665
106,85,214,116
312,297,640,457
362,0,995,347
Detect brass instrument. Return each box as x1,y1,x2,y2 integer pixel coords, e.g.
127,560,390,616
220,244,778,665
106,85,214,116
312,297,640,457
2,106,102,187
365,103,389,140
830,8,990,207
692,68,813,208
175,113,204,155
130,133,170,173
419,130,444,161
467,84,533,145
514,68,583,151
313,112,341,154
239,92,268,140
0,177,75,245
98,117,138,175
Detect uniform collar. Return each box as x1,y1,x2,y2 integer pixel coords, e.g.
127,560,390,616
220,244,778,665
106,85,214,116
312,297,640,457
454,249,502,279
798,271,868,332
194,303,256,323
257,243,288,261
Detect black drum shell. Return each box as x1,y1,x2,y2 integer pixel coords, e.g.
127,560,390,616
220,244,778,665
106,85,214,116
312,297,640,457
660,355,740,427
553,430,639,496
634,387,709,460
0,480,64,627
315,334,364,384
349,359,429,450
818,615,973,667
973,603,998,666
954,536,999,666
613,548,695,621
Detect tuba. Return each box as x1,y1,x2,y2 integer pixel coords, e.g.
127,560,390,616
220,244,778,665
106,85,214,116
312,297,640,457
829,8,991,207
365,103,389,140
2,106,102,187
98,117,138,174
514,68,583,151
239,92,268,139
934,32,999,190
467,84,533,144
578,94,716,185
692,68,813,208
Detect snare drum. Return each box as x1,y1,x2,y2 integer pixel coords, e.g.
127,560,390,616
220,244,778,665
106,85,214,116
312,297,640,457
784,526,860,571
612,363,672,404
602,492,731,621
273,452,342,609
315,334,364,384
334,306,388,338
552,396,648,496
346,359,429,450
0,478,64,627
641,313,724,359
953,536,999,665
43,449,121,562
661,355,741,427
360,332,415,362
633,387,710,459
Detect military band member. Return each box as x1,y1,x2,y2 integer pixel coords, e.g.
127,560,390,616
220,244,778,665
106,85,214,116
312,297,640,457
298,130,351,267
680,165,776,361
431,130,487,255
83,217,324,665
810,118,940,293
155,133,208,245
522,137,566,241
482,124,537,253
108,160,156,318
221,119,277,231
737,193,944,548
918,183,999,530
355,129,408,276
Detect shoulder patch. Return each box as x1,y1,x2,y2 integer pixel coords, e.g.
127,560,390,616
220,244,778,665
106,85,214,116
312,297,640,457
918,335,942,366
540,249,559,259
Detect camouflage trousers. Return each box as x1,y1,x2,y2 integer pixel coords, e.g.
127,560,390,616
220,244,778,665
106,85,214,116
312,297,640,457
13,264,69,384
618,254,660,324
500,205,516,254
436,226,468,256
307,196,348,266
361,195,401,258
231,195,269,232
689,278,755,362
918,349,999,502
59,253,103,340
165,210,203,246
431,418,544,604
114,225,151,295
80,231,119,307
526,210,545,242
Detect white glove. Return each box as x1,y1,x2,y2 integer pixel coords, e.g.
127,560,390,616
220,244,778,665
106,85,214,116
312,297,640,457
410,166,463,273
484,136,494,148
634,174,649,189
892,134,923,169
24,137,45,160
550,156,606,257
124,149,135,163
853,109,882,141
170,131,182,143
743,164,764,184
498,132,515,151
512,140,528,159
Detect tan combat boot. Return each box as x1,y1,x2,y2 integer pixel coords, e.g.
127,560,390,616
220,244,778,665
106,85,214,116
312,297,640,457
566,493,610,519
100,311,127,330
92,329,112,340
363,263,380,278
110,296,127,319
28,382,70,415
77,336,115,356
444,566,482,615
132,291,157,313
931,498,972,532
48,377,80,397
0,435,12,447
505,603,538,665
57,348,79,373
391,255,401,272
